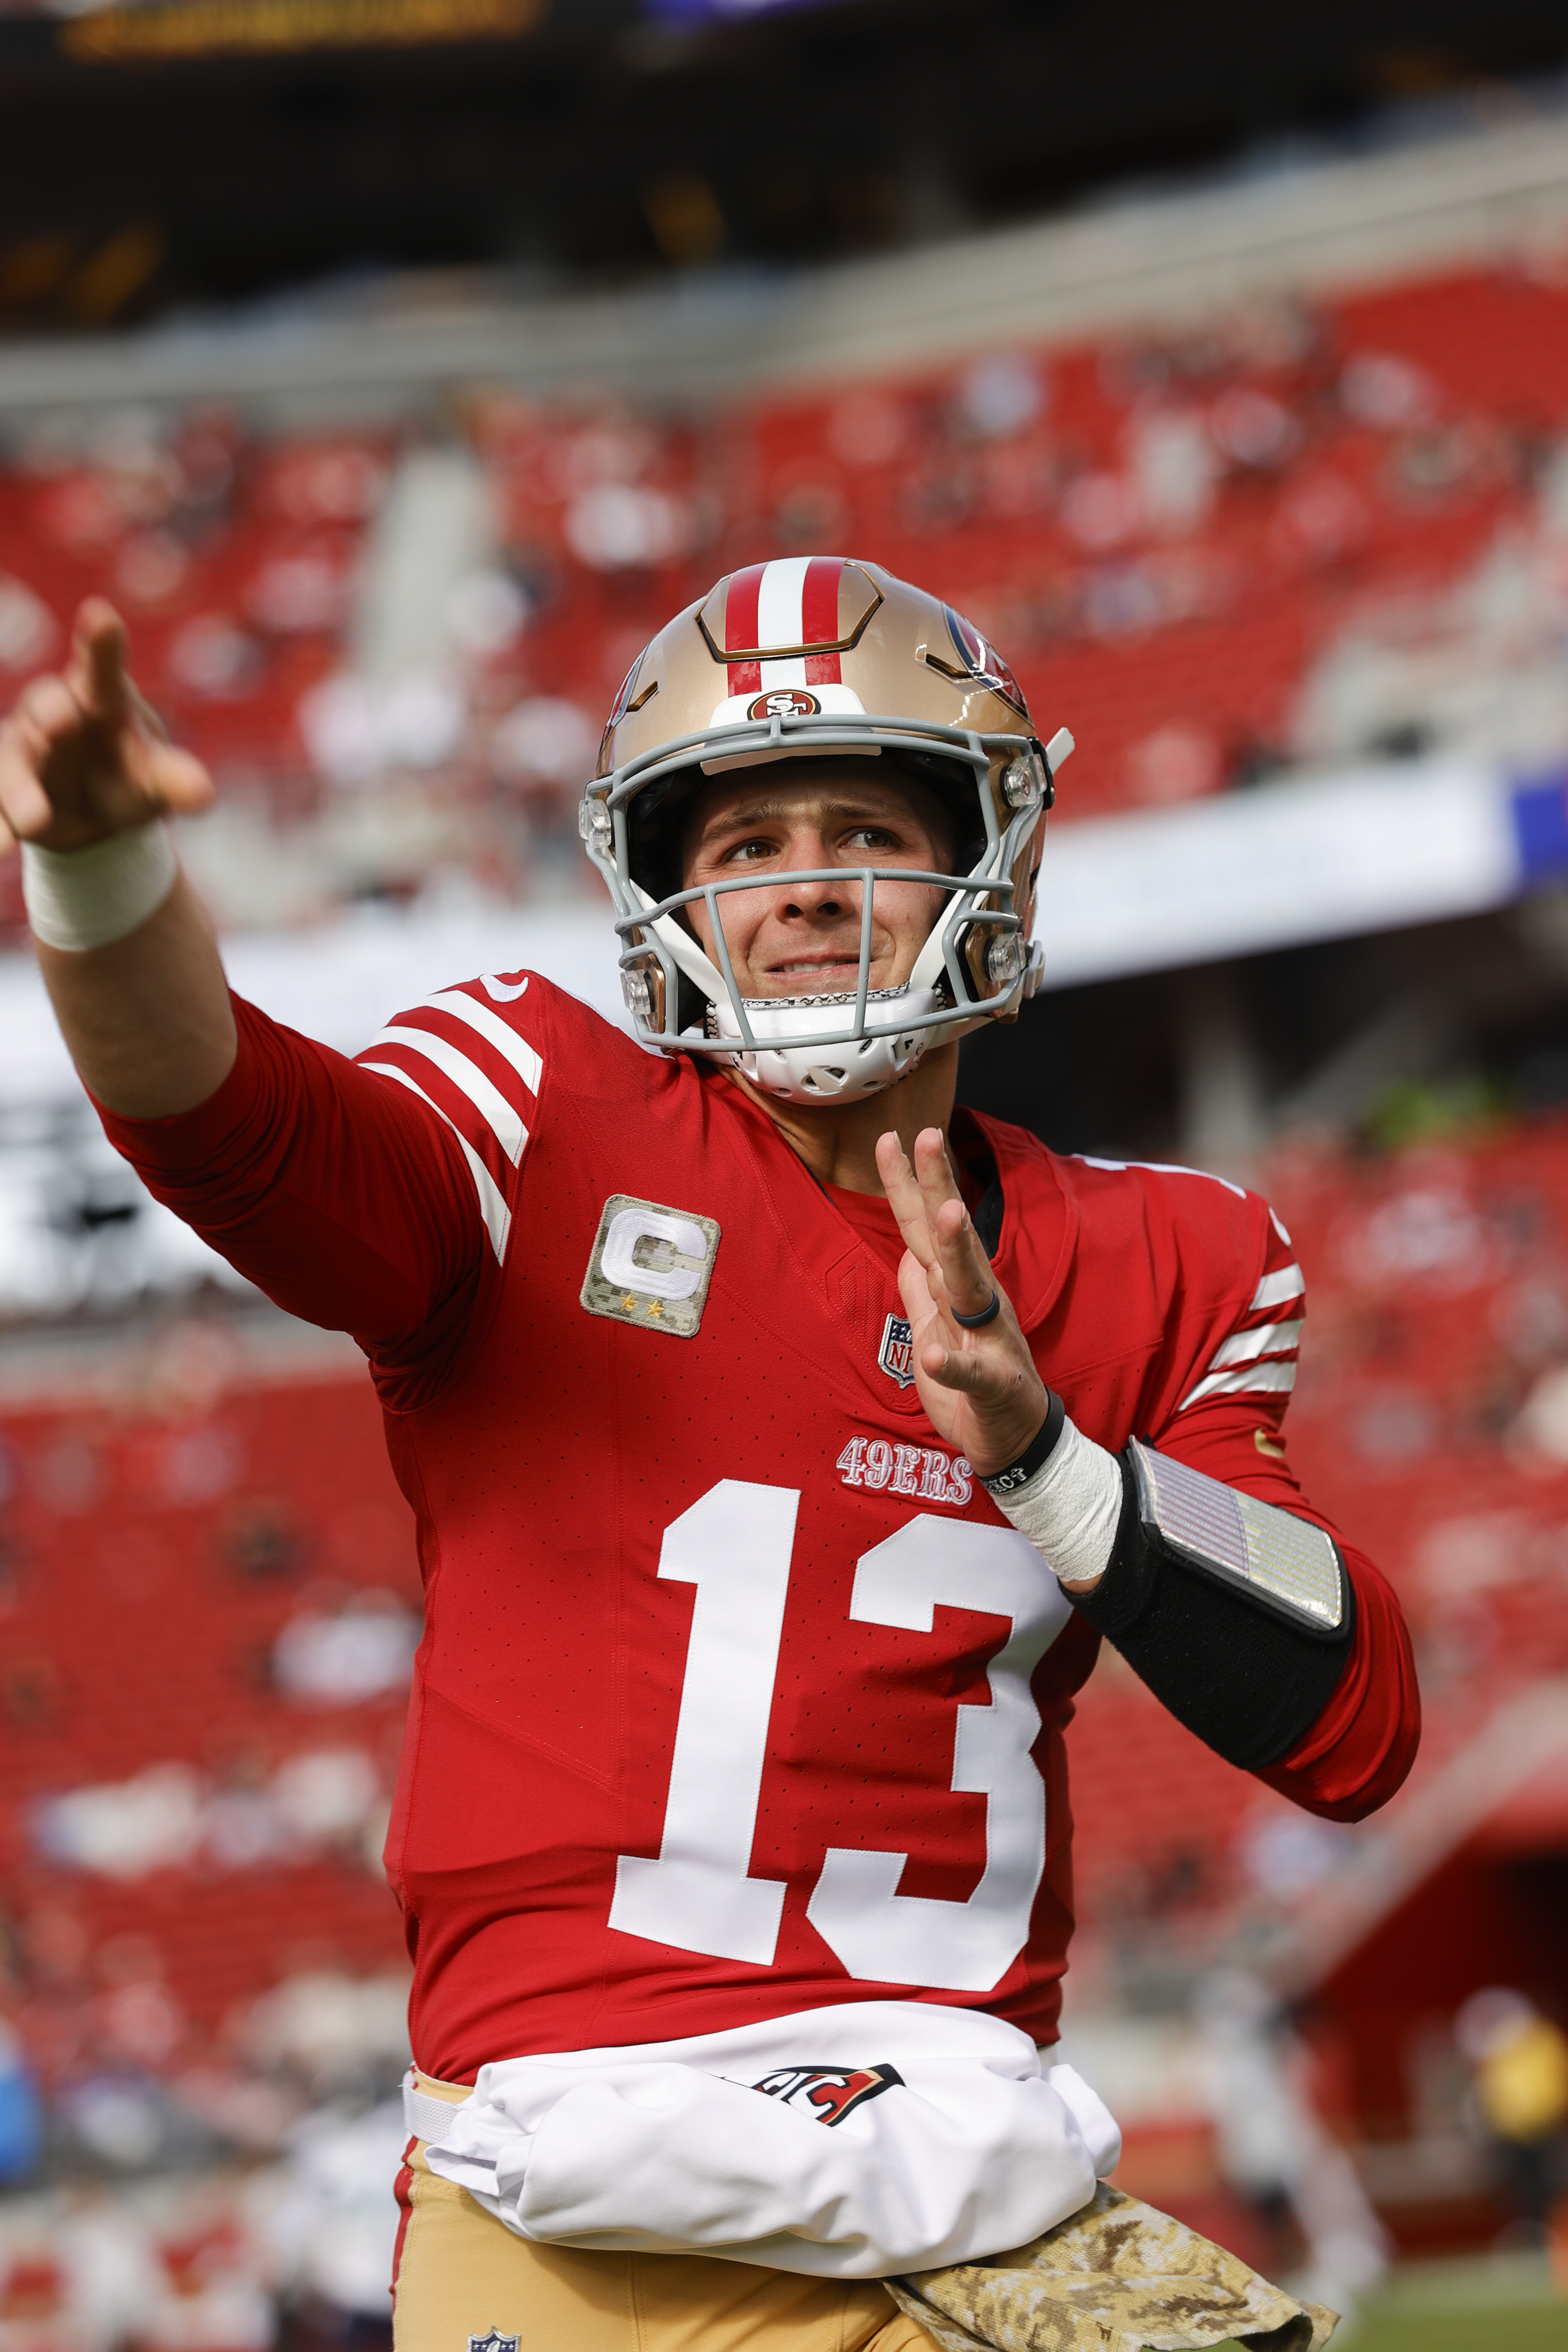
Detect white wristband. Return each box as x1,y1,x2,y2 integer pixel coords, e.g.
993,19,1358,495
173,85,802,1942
22,824,178,952
992,1414,1124,1588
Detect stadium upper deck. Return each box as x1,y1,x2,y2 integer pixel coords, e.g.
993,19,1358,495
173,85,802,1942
7,226,1568,940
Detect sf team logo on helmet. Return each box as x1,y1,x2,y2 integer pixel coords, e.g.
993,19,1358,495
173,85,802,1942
578,556,1075,1106
748,687,821,721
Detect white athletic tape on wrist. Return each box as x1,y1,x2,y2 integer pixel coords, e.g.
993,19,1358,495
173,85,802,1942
22,824,177,952
992,1413,1123,1587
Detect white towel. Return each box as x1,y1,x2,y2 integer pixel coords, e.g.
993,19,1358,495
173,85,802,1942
410,2000,1120,2279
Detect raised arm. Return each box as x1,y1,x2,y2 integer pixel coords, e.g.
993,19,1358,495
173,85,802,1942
1,603,488,1378
878,1130,1418,1822
0,600,234,1116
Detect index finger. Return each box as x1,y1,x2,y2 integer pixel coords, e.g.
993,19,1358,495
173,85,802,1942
67,599,131,725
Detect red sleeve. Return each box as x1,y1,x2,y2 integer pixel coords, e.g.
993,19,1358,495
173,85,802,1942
1152,1197,1421,1823
97,992,487,1380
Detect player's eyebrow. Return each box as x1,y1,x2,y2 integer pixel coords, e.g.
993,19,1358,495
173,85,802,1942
699,796,907,836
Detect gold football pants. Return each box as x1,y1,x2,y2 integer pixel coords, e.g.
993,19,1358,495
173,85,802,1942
392,2073,937,2352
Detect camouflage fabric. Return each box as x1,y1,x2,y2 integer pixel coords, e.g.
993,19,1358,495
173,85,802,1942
883,2183,1338,2352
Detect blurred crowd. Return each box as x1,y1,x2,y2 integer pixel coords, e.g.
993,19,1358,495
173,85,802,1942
3,248,1568,936
0,1314,424,2347
0,1946,411,2352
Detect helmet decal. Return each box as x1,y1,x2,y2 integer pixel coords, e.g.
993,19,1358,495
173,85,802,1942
944,606,1031,719
747,687,821,720
597,638,656,772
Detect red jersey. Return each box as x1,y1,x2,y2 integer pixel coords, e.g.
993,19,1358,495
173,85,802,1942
102,973,1418,2081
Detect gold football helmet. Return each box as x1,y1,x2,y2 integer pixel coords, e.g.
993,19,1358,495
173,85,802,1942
579,556,1072,1103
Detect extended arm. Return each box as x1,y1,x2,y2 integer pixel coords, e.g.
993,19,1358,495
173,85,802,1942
0,600,235,1117
2,605,485,1369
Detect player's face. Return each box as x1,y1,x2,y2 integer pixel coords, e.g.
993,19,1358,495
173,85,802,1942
679,761,954,999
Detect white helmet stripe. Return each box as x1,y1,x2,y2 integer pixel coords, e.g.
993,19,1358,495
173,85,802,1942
756,555,813,647
757,556,814,690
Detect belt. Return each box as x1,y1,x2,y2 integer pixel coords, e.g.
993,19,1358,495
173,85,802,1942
403,2067,472,2144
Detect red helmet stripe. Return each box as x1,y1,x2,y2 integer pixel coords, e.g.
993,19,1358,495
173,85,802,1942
802,554,844,686
724,563,766,695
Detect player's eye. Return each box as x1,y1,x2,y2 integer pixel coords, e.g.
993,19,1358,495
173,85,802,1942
842,827,898,853
723,836,779,864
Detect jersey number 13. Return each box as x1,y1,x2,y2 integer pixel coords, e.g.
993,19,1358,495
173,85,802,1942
609,1477,1072,1993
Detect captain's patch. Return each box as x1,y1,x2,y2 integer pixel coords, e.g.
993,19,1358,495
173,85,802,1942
581,1194,720,1340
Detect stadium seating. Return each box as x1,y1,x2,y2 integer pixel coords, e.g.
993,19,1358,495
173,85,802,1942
0,1354,417,2072
6,253,1568,935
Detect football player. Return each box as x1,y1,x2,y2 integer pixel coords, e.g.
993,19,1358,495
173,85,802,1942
0,561,1418,2352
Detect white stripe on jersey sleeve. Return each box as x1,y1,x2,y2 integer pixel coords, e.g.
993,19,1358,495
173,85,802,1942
363,1025,528,1167
1179,1357,1298,1411
361,1062,513,1265
1249,1262,1305,1314
1076,1155,1247,1201
420,990,543,1096
1206,1316,1303,1372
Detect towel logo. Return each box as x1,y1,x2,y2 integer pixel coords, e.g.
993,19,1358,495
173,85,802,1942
469,2334,521,2352
749,2062,903,2127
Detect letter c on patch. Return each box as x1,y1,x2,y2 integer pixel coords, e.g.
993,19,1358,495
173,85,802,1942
599,1206,710,1301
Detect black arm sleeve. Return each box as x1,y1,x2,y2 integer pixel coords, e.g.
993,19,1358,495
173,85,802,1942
1066,1456,1357,1771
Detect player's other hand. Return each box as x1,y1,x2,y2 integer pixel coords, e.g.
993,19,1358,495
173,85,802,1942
0,599,213,860
876,1127,1050,1482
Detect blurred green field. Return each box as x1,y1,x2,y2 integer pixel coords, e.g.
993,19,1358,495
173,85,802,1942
1346,2301,1564,2352
1210,2254,1565,2352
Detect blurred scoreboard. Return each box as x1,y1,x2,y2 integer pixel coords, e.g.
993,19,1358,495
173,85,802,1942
0,0,854,59
12,0,551,57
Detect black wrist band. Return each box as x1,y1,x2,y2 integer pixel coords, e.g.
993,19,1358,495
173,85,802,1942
979,1390,1066,1498
951,1289,1001,1328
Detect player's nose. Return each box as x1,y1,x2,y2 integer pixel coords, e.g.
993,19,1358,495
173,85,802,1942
778,871,859,920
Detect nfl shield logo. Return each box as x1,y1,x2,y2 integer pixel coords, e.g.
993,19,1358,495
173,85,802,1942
469,2335,519,2352
878,1312,915,1388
